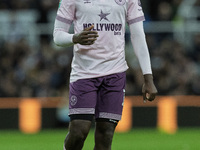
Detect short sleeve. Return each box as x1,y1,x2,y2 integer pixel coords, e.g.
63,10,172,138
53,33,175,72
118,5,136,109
127,0,145,25
56,0,75,25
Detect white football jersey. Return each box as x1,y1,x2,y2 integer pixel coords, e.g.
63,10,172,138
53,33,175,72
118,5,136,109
56,0,145,83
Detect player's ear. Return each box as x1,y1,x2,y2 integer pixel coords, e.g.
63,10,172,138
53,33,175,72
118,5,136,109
84,25,94,31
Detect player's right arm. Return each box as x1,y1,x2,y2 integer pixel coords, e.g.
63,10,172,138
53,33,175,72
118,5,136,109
53,0,98,47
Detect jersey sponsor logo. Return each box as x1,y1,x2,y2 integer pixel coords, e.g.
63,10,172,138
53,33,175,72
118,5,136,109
83,23,122,35
83,0,91,4
70,95,78,106
98,10,110,21
115,0,126,5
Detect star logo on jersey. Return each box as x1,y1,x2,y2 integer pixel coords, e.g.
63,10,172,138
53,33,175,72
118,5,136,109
98,10,110,21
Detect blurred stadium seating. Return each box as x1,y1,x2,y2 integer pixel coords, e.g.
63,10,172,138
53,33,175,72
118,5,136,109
0,0,200,97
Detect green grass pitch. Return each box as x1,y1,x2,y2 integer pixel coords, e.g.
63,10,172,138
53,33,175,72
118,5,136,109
0,128,200,150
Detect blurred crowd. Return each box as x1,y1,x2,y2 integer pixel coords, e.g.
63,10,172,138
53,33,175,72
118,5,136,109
0,0,200,97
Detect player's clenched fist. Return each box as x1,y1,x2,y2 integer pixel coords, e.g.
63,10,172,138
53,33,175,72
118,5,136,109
142,74,157,102
73,25,99,45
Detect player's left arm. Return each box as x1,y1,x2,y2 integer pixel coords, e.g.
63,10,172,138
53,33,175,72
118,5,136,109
129,21,157,101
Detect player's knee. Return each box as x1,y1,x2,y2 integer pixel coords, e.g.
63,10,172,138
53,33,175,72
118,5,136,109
64,128,88,150
70,127,88,142
69,120,91,142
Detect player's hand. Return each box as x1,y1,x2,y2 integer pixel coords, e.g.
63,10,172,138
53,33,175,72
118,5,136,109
73,25,99,45
142,74,157,102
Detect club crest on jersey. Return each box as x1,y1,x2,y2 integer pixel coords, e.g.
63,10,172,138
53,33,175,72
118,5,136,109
115,0,126,5
83,0,91,4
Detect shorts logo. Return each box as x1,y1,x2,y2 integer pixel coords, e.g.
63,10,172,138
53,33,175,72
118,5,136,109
115,0,126,5
70,95,77,106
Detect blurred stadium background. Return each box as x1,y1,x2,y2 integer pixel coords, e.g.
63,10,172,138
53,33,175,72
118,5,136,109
0,0,200,149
